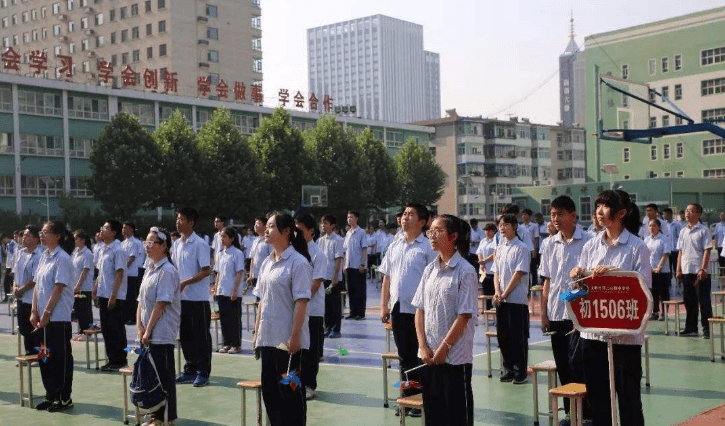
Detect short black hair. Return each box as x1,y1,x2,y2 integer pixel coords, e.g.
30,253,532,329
688,203,703,214
663,208,673,215
645,203,659,211
347,210,360,218
177,207,199,227
484,223,497,232
551,195,576,213
122,222,136,231
469,218,478,227
321,214,337,226
522,208,533,216
503,204,520,215
405,203,429,223
295,212,317,231
215,215,227,223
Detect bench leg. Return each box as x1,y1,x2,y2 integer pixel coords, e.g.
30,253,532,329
256,388,263,426
241,388,246,426
123,373,129,424
575,397,583,426
645,339,650,387
27,363,33,408
382,358,389,407
675,310,680,336
486,336,492,378
86,336,91,369
532,371,539,425
712,326,716,362
551,394,559,426
18,361,24,406
721,322,725,360
94,333,100,370
176,340,181,374
548,371,556,416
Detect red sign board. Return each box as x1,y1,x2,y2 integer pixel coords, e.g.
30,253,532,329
566,271,652,335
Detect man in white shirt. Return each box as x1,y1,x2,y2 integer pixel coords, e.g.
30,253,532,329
121,222,144,325
468,218,483,270
663,208,683,290
521,209,540,287
210,215,226,268
319,214,345,338
713,212,725,274
639,204,669,240
343,211,368,319
242,226,255,275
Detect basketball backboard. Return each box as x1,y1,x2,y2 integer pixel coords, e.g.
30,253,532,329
301,185,328,208
598,75,652,143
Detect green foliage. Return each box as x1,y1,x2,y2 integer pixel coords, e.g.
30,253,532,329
0,209,43,237
197,108,265,221
356,128,398,210
153,109,205,210
56,193,106,232
248,108,308,211
396,137,446,207
87,111,162,219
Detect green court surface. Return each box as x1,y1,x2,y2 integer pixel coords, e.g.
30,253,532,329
1,317,724,426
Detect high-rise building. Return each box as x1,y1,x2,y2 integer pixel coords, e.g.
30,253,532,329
559,14,585,127
307,15,441,123
0,0,263,99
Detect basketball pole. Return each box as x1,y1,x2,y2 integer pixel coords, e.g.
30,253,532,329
594,65,602,183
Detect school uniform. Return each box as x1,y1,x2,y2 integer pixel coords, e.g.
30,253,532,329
521,221,541,287
476,236,496,309
491,235,530,381
318,232,344,334
122,236,145,324
256,245,312,426
343,226,367,318
96,239,128,367
242,234,255,273
3,239,17,298
378,233,437,396
666,219,683,285
578,229,651,426
302,240,327,391
71,246,94,334
645,233,671,315
34,245,74,405
138,257,181,422
715,221,725,272
412,252,477,426
539,228,592,417
172,231,213,378
214,245,245,348
249,236,272,287
677,223,713,335
15,246,43,354
468,226,483,270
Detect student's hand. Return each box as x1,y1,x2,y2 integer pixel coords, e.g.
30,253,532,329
141,330,151,347
697,269,708,281
91,288,98,302
569,267,585,280
39,310,50,328
380,307,390,323
676,270,682,280
420,345,434,365
653,267,661,274
541,316,550,333
12,285,21,297
287,333,301,355
230,289,238,302
591,265,618,276
432,344,448,365
108,294,117,309
358,265,365,273
246,276,253,285
493,293,502,307
29,311,39,329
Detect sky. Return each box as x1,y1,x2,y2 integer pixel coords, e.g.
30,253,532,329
260,0,724,125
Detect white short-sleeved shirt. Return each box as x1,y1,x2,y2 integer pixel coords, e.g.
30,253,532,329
475,237,496,273
495,227,534,252
373,229,385,254
242,235,256,259
665,220,683,252
677,222,712,274
307,240,327,317
539,228,592,321
521,222,540,242
578,229,652,345
122,236,145,278
211,232,224,264
15,246,43,304
412,252,478,365
256,246,312,350
214,246,245,296
72,246,95,292
377,232,392,254
138,257,181,345
644,233,671,273
5,240,17,269
639,217,670,241
469,227,483,255
538,222,549,239
715,222,725,248
35,246,74,322
491,236,530,305
318,232,344,281
378,233,437,314
171,232,211,301
96,239,128,300
92,242,103,267
344,227,367,269
249,236,272,279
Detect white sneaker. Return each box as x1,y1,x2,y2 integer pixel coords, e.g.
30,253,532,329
305,387,316,400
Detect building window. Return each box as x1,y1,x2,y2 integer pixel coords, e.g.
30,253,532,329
146,46,152,59
110,32,116,44
53,2,61,14
121,29,128,42
81,60,89,72
623,147,630,163
623,175,630,180
650,145,657,160
157,0,165,9
208,50,218,62
580,196,592,222
109,9,115,21
674,54,682,71
0,175,14,195
19,134,63,156
621,64,628,79
661,57,668,73
1,17,6,28
145,0,151,12
53,24,61,36
676,171,684,178
159,43,166,56
206,4,217,17
146,23,152,36
648,59,656,75
701,46,725,66
676,141,684,158
662,115,669,127
663,172,671,178
120,6,127,19
674,84,682,100
703,138,725,156
251,15,261,29
132,49,139,62
648,171,658,179
648,89,656,103
675,116,683,125
132,27,139,39
701,77,725,96
158,20,166,33
121,52,128,64
663,144,670,160
67,0,73,11
702,108,725,122
69,42,75,53
253,58,262,72
131,3,138,16
95,13,103,25
649,116,656,128
42,28,47,39
31,9,36,21
68,95,108,120
661,86,669,99
81,38,88,51
68,21,75,32
540,198,550,215
252,37,261,51
120,102,154,125
703,168,725,178
207,27,218,39
231,113,258,134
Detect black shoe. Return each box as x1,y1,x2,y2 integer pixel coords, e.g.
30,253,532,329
680,329,697,336
35,400,55,411
101,363,124,372
345,315,355,320
513,376,528,384
47,398,73,412
704,330,711,339
408,408,422,418
500,372,515,382
355,315,365,320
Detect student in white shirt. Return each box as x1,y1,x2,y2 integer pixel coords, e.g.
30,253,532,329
210,215,226,268
122,222,145,325
343,210,368,319
253,213,312,426
476,223,497,310
247,217,272,294
212,226,245,354
645,218,670,320
319,214,344,338
663,208,682,288
71,229,94,341
468,218,483,270
521,209,541,288
413,214,477,426
676,203,714,338
242,226,256,274
13,225,43,355
714,212,725,273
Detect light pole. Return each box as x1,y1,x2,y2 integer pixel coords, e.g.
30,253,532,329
40,176,55,222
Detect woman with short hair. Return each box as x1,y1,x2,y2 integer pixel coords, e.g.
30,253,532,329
213,226,245,354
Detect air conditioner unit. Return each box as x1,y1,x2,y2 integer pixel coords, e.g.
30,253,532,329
57,14,68,21
86,50,95,57
85,28,95,36
84,7,94,14
57,36,68,43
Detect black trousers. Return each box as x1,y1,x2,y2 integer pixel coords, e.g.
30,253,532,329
682,274,713,333
302,316,324,390
125,274,140,323
582,340,643,426
482,275,494,310
718,248,725,271
2,270,12,298
651,273,670,315
530,256,540,287
549,320,589,417
465,254,479,271
74,291,93,334
148,344,177,422
368,253,380,278
420,363,473,426
324,280,341,333
180,300,212,376
17,301,37,355
496,302,529,379
261,347,306,426
668,251,679,285
391,302,421,397
38,322,73,402
217,295,241,347
346,268,366,318
98,297,127,365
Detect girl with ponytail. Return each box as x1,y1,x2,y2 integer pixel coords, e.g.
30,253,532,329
412,214,478,426
252,213,312,425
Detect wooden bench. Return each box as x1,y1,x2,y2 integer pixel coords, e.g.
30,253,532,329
381,351,399,408
478,294,493,314
16,354,38,408
709,317,725,362
238,379,268,426
483,309,496,332
484,331,502,378
211,312,221,351
712,291,725,317
530,360,557,425
384,322,393,353
243,300,259,332
119,365,140,425
529,285,544,316
340,290,348,316
396,393,424,426
84,327,107,370
550,383,587,426
663,300,684,336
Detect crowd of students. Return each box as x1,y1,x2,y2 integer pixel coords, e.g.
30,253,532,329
1,190,723,426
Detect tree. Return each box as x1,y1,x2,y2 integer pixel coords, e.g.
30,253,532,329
197,108,265,221
356,128,398,210
248,108,308,211
304,115,372,222
396,137,446,207
153,109,205,211
57,193,105,232
87,111,161,218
